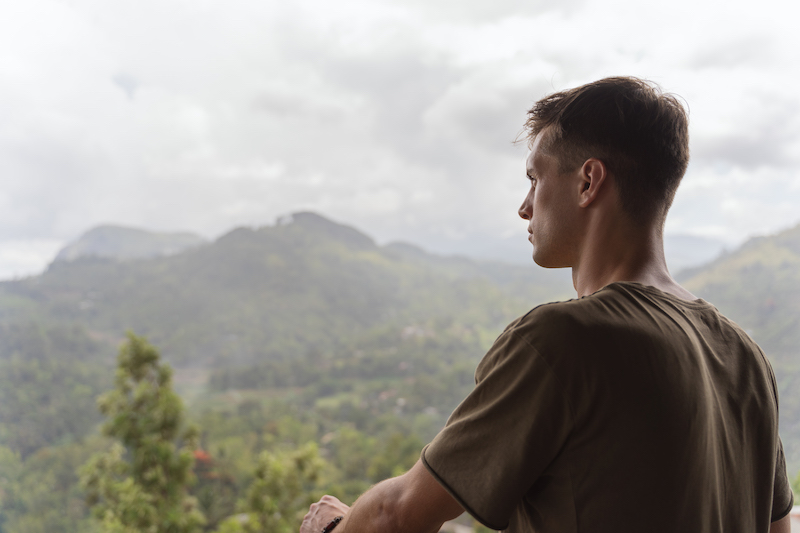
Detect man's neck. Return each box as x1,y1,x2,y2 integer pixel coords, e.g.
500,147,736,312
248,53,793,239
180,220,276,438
570,221,696,301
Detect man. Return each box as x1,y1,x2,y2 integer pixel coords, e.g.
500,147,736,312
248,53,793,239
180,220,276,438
300,77,794,533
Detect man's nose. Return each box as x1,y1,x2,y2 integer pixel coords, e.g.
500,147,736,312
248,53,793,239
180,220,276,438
518,198,531,220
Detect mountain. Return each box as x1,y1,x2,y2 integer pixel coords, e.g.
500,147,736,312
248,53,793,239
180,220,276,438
1,212,573,369
54,225,207,262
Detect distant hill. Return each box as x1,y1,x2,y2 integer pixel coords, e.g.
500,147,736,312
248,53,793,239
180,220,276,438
1,212,573,369
54,225,207,262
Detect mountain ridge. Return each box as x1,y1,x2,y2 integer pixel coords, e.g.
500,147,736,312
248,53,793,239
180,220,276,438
3,212,573,370
54,224,207,263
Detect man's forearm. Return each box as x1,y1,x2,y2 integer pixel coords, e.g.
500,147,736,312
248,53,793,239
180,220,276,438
301,460,463,533
339,476,409,533
341,460,463,533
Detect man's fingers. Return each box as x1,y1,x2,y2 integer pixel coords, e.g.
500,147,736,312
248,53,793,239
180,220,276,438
301,494,351,533
314,495,350,514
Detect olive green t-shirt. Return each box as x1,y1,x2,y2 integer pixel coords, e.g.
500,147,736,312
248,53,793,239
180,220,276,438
422,282,793,532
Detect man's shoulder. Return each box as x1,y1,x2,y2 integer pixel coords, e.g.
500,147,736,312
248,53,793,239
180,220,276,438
488,291,617,369
510,284,631,334
502,281,736,359
476,290,633,385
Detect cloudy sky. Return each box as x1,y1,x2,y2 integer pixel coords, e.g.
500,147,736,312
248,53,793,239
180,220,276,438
1,0,799,279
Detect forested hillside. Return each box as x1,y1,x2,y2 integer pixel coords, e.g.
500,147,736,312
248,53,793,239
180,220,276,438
0,212,573,532
0,212,572,369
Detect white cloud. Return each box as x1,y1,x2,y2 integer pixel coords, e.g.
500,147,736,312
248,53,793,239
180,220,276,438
1,0,800,275
0,239,64,280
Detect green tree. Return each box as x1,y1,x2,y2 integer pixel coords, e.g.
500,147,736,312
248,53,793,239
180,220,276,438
216,443,324,533
79,333,205,533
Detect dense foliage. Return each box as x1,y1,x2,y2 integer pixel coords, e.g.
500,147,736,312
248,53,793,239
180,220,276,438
0,323,110,458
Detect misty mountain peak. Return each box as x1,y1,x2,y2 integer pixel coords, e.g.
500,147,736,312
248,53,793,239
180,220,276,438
276,212,376,250
54,225,207,263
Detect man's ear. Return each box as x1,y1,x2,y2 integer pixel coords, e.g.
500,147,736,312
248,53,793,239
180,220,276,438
578,158,608,208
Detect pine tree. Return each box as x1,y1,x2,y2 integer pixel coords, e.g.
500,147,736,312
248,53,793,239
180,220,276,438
80,333,205,533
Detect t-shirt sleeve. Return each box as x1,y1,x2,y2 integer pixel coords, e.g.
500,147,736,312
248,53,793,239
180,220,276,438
772,437,794,522
764,349,794,522
421,323,573,530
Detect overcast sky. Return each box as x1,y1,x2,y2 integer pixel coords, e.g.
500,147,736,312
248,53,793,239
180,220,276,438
1,0,799,279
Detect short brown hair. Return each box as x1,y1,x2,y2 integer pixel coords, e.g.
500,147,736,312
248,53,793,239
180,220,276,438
524,76,689,224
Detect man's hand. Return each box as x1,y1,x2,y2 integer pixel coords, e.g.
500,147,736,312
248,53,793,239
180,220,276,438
300,495,351,533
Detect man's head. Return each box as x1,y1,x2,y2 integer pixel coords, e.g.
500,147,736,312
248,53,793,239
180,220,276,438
523,76,690,226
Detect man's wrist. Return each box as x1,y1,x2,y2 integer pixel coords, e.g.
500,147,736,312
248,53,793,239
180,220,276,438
321,515,344,533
